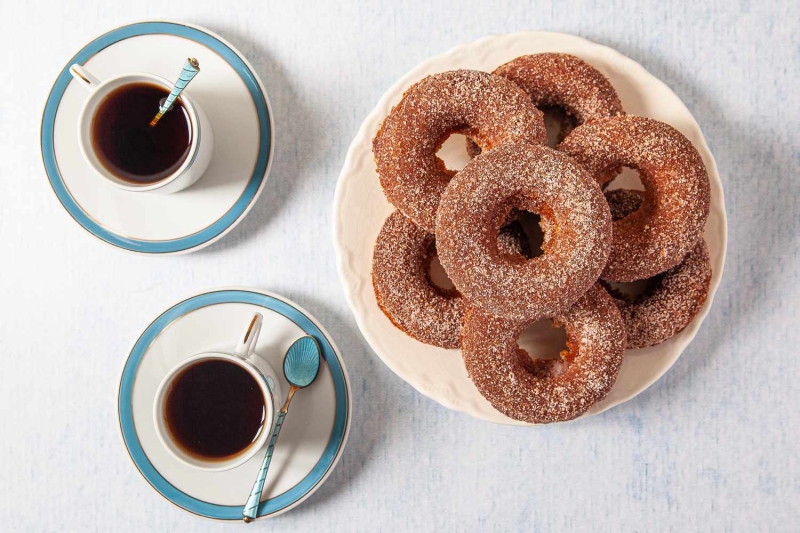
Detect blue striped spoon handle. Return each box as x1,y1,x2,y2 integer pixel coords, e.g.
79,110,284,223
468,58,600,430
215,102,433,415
242,387,297,522
242,336,320,522
149,58,200,127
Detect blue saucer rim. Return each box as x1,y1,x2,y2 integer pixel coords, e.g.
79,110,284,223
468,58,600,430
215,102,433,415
40,20,274,254
117,288,351,520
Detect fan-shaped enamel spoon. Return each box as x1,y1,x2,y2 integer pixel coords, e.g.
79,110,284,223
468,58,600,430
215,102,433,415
242,336,321,522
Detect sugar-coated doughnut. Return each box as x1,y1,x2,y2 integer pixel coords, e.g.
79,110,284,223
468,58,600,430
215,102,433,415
559,116,711,282
373,70,547,232
467,53,623,155
610,239,711,349
372,211,530,348
436,142,612,322
461,284,626,424
603,189,712,348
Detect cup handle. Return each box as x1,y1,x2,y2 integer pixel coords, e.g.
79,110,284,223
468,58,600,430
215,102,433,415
235,313,263,357
69,64,101,91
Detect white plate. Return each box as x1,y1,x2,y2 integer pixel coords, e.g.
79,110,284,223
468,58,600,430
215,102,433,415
333,32,727,425
118,288,351,519
41,21,274,254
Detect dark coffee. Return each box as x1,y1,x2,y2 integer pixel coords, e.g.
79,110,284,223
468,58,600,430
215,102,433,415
165,359,266,460
91,82,192,184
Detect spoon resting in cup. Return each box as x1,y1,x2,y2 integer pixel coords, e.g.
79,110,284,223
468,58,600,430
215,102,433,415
149,58,200,127
242,335,321,522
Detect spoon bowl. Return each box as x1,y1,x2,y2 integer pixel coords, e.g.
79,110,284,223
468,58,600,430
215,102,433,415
284,336,321,388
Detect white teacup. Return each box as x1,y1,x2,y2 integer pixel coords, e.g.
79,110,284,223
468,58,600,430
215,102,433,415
153,313,283,471
69,64,214,194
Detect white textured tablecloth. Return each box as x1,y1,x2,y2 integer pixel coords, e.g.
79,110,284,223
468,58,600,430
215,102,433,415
1,1,798,531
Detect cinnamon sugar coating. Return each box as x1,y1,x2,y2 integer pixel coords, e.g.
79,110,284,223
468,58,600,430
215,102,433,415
600,189,712,349
559,116,711,282
610,239,711,349
436,143,612,322
372,211,530,348
461,284,626,424
497,53,624,124
373,70,547,232
466,53,623,156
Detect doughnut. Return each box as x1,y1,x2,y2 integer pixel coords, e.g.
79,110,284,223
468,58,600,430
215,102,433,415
602,188,712,348
435,142,612,322
558,115,711,282
373,70,547,232
608,239,712,349
461,284,626,424
372,211,531,348
467,53,623,155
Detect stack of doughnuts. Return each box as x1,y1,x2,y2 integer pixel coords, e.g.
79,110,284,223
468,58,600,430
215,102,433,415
371,54,712,423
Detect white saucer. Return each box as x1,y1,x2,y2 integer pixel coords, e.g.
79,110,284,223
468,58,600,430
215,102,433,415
118,288,351,519
41,21,274,254
333,32,728,425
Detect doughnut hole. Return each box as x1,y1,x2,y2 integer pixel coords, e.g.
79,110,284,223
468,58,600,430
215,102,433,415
603,166,645,192
495,210,546,260
516,211,545,258
517,319,570,377
602,276,662,303
604,188,647,226
539,105,578,148
435,133,472,173
498,204,548,260
426,254,456,293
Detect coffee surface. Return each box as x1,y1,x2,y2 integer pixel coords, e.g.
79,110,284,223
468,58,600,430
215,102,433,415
165,359,266,460
91,82,192,184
